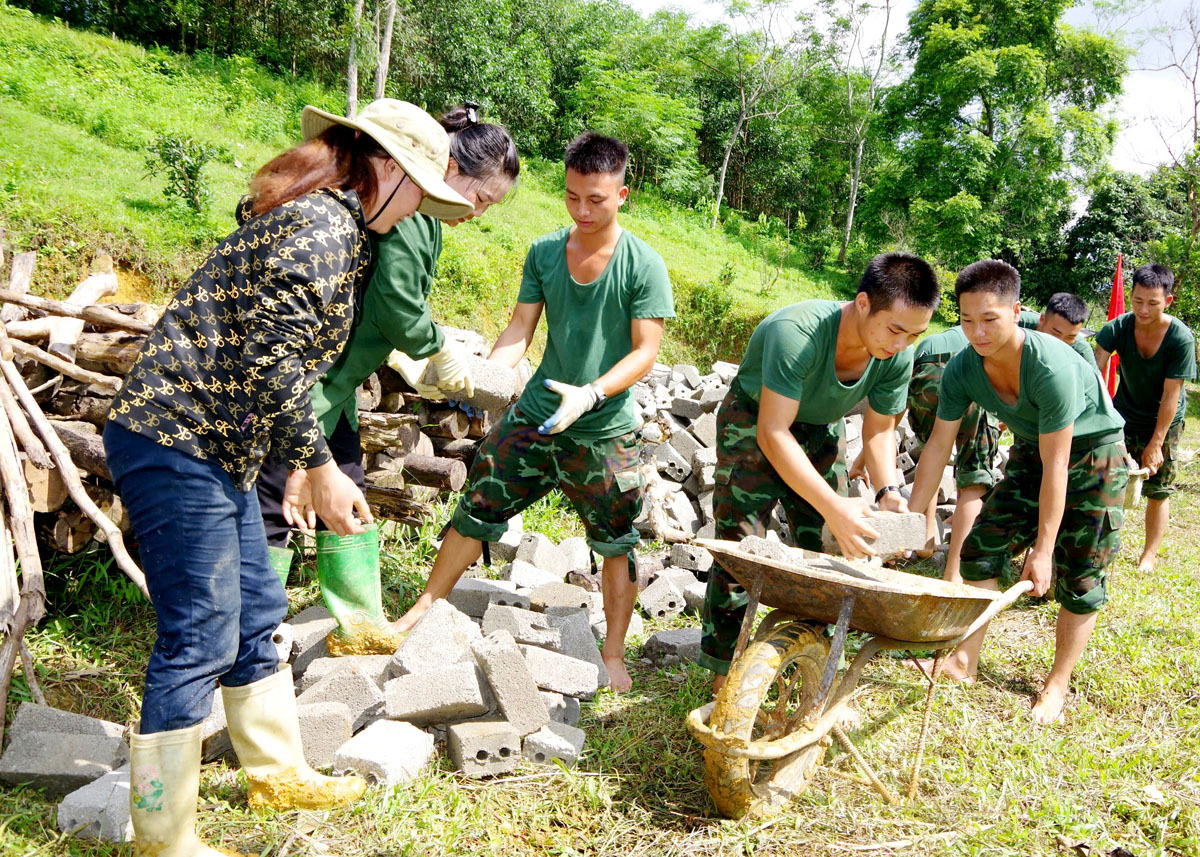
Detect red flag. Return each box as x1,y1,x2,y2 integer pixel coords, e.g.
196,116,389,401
1105,253,1124,397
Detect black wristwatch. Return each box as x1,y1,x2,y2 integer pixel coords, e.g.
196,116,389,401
875,484,901,503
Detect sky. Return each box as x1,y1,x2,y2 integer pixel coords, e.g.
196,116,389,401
622,0,1197,177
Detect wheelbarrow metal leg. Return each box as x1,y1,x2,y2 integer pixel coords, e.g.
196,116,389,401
907,651,942,800
817,592,855,702
832,723,899,805
732,570,766,664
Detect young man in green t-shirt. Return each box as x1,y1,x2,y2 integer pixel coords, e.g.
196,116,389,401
393,132,675,691
699,253,941,689
1094,264,1197,573
910,261,1128,725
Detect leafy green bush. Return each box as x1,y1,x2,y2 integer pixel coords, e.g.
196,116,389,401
145,134,216,213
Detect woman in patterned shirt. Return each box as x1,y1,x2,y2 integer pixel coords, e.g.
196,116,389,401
105,99,474,856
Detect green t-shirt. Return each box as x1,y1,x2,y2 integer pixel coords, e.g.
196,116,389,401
937,329,1124,444
1095,313,1197,433
514,227,675,439
914,309,1041,363
1069,335,1095,366
736,300,912,424
309,214,444,435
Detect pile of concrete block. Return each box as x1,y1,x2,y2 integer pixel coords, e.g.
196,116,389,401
0,703,132,842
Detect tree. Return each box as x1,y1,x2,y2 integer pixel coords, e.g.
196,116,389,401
872,0,1126,270
375,0,397,99
347,0,364,116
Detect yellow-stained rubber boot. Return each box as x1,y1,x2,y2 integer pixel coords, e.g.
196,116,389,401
129,723,244,856
316,523,407,656
221,665,367,811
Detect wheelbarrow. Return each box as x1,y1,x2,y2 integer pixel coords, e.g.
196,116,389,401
685,538,1032,819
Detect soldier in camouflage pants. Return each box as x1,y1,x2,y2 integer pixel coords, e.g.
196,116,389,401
452,407,644,566
961,433,1129,614
1124,419,1185,502
698,387,849,675
907,359,999,491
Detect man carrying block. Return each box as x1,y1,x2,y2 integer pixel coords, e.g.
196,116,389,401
909,260,1128,725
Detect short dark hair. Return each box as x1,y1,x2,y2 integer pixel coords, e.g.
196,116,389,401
1131,262,1174,296
1045,292,1088,325
564,132,628,183
857,252,940,313
955,259,1020,303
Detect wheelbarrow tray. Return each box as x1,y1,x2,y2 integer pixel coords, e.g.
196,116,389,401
696,538,1003,645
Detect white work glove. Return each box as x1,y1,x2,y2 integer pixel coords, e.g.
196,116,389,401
427,339,475,398
385,350,444,399
538,379,605,435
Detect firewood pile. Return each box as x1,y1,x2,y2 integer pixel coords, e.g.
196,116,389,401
0,247,527,735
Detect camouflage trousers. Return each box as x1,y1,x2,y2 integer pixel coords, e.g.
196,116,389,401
909,358,999,490
451,407,643,563
1124,420,1185,501
698,386,848,674
960,432,1128,615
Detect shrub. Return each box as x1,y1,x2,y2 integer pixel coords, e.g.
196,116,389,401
144,134,215,213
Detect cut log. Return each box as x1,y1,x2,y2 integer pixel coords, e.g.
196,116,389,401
363,483,432,528
378,392,406,412
46,262,119,361
419,406,469,440
357,411,421,455
0,288,152,334
467,411,491,439
2,252,35,324
9,338,122,392
357,373,381,412
48,421,109,480
46,390,113,426
24,458,67,513
0,511,16,635
52,509,96,553
402,453,466,491
74,331,145,375
430,436,478,462
0,321,11,362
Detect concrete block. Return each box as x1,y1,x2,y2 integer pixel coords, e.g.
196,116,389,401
692,447,718,469
643,628,702,666
297,701,353,769
200,692,233,762
518,645,600,699
482,604,561,648
462,356,517,412
333,720,434,787
696,521,716,540
515,533,568,578
938,467,956,504
295,665,385,732
672,364,702,388
390,598,482,676
655,442,691,482
669,543,713,574
591,610,643,641
640,421,665,443
668,492,701,534
10,703,124,742
446,577,527,618
289,605,337,675
543,607,609,689
698,490,714,525
271,623,293,665
638,574,685,620
897,450,915,473
502,559,562,590
668,428,703,466
528,581,592,613
698,384,728,411
384,662,493,725
447,719,520,778
696,464,715,491
821,511,927,558
739,534,789,561
557,537,592,574
0,732,128,796
712,360,739,382
538,691,581,727
523,722,586,767
56,764,132,842
565,567,602,592
670,395,705,420
490,517,525,563
298,655,393,692
470,630,550,736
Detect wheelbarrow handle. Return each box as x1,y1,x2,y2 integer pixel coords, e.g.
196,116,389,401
945,580,1034,649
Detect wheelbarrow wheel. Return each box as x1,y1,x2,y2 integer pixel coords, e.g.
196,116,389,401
704,618,832,819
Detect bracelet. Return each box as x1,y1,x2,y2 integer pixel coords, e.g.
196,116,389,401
874,484,901,503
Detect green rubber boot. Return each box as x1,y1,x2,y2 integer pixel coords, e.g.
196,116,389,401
268,546,293,588
316,523,406,656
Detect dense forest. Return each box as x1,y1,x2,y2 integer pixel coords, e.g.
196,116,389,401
10,0,1200,324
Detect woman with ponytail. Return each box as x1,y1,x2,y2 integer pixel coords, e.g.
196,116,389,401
255,104,520,657
105,99,473,856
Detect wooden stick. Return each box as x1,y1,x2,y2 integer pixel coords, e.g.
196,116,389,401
0,363,52,468
9,338,122,392
2,252,35,324
0,510,18,635
19,638,45,706
0,288,153,334
1,360,148,598
46,267,119,361
0,320,11,362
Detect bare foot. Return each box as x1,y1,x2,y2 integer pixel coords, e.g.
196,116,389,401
603,654,632,692
1136,553,1157,574
1031,684,1067,726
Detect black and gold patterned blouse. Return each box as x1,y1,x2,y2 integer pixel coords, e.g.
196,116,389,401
108,188,372,491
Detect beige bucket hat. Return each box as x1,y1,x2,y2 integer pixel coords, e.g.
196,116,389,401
301,99,474,221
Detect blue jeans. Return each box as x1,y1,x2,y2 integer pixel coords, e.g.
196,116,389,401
103,423,287,734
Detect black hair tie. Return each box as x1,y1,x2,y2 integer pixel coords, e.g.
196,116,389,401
464,101,480,125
